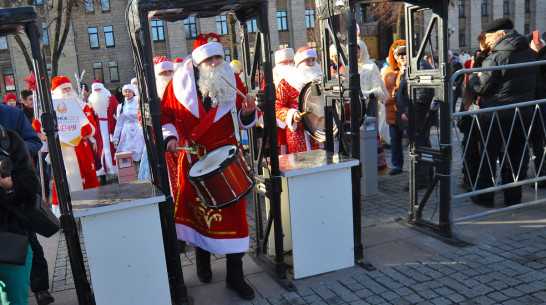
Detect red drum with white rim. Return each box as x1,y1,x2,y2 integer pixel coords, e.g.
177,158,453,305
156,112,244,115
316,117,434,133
188,145,254,210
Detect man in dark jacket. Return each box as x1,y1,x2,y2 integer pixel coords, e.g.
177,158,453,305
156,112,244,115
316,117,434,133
395,45,435,190
0,104,41,157
468,18,538,207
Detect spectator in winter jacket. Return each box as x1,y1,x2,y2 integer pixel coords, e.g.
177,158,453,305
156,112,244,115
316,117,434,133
468,18,538,207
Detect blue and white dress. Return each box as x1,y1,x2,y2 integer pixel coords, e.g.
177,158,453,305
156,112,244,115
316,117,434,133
113,98,145,161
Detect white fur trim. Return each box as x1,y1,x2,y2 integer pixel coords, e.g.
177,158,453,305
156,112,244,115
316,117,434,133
122,84,137,94
175,223,249,254
154,60,174,75
276,118,287,129
162,123,178,140
238,109,258,129
294,49,318,67
51,82,72,94
275,48,295,65
173,55,236,122
173,62,183,71
192,42,224,66
285,108,299,132
91,82,106,91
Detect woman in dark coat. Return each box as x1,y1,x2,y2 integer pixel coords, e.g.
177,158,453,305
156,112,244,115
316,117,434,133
0,124,40,304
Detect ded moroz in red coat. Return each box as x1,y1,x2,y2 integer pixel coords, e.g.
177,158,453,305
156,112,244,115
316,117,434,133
275,79,321,153
161,57,257,254
92,94,119,172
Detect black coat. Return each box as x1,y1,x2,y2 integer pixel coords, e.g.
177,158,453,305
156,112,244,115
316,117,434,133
468,30,538,121
0,128,40,236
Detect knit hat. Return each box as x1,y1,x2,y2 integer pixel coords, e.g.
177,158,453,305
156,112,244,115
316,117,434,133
153,56,174,76
173,58,184,71
482,18,514,33
275,48,295,65
91,80,106,91
230,60,243,74
294,47,318,67
50,76,72,92
4,93,17,104
192,33,224,65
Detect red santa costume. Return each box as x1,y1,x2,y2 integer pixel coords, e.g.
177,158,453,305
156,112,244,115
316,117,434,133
49,76,100,215
161,33,257,254
88,80,119,176
273,48,296,155
154,56,180,195
275,47,322,153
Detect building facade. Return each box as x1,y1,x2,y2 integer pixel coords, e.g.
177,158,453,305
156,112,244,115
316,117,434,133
2,0,545,99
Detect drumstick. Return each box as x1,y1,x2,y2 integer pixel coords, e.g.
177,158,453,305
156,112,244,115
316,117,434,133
300,106,313,116
176,147,194,151
221,75,247,100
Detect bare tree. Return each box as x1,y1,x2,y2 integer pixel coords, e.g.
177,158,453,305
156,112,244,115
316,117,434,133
4,0,80,77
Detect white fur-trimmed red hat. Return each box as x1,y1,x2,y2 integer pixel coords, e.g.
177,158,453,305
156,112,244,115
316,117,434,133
192,33,224,65
275,48,295,65
91,80,106,91
50,76,72,92
173,58,184,71
294,47,318,67
153,56,174,75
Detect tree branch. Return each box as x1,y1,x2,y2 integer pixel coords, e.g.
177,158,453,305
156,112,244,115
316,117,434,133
13,35,33,72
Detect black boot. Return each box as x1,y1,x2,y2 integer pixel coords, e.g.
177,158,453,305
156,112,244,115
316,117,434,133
195,247,212,283
226,254,254,300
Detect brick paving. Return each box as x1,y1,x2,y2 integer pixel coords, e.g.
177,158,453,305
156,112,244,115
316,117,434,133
50,128,546,304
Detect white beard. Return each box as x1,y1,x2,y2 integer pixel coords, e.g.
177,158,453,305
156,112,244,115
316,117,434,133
88,90,111,118
297,64,323,84
273,64,297,86
51,87,86,109
197,61,234,108
156,74,173,100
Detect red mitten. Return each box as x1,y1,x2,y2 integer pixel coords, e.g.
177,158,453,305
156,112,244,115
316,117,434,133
80,124,92,138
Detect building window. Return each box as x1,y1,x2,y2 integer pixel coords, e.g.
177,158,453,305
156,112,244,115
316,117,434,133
34,0,43,4
93,62,104,83
100,0,110,11
85,0,94,12
0,37,7,50
458,0,465,17
459,32,466,47
42,22,49,45
525,0,530,12
216,15,228,35
224,49,231,62
524,24,530,35
88,27,99,48
481,0,488,16
277,11,288,31
109,61,119,82
247,19,258,33
3,68,15,91
184,18,197,38
503,0,509,14
305,9,315,28
104,26,114,47
279,44,289,49
151,20,165,41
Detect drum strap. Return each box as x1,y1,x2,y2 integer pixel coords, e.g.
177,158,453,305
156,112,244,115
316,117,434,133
230,107,242,145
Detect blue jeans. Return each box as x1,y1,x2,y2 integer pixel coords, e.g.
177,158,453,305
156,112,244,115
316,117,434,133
0,244,33,305
389,124,404,170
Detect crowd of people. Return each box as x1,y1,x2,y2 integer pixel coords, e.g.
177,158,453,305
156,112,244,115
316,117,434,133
1,16,545,303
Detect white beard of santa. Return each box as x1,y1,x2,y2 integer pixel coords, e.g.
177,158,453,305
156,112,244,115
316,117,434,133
297,64,323,84
156,74,173,100
273,64,297,87
88,89,111,118
197,60,235,108
51,87,87,110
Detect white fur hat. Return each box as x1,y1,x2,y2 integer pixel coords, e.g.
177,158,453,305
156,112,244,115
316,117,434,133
122,84,137,94
275,48,295,65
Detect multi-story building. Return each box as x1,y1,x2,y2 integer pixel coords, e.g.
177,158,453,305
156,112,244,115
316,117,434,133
2,0,545,99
